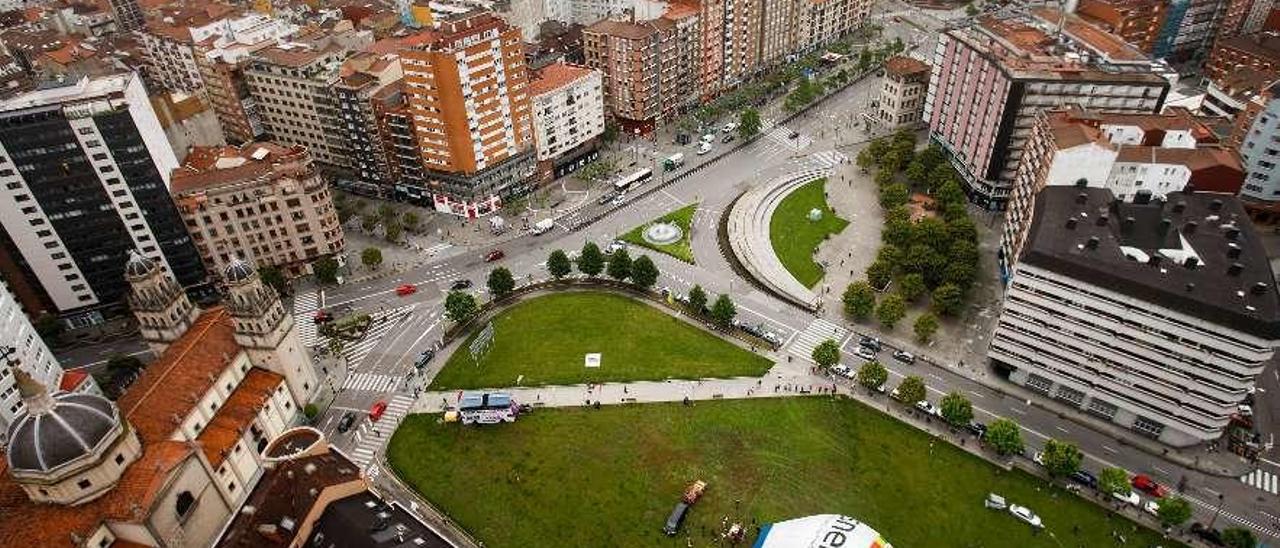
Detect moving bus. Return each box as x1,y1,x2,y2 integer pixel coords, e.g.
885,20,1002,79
613,168,653,192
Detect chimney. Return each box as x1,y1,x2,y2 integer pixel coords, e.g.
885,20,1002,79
1066,218,1077,229
1228,263,1244,276
1096,214,1109,226
1185,282,1196,292
1147,255,1161,267
1210,198,1223,211
1159,218,1171,234
1086,236,1100,249
1183,221,1198,234
1076,191,1088,204
1225,226,1241,240
1172,201,1186,213
1252,282,1269,295
1183,256,1198,269
1227,243,1242,259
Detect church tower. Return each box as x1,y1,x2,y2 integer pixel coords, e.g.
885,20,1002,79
125,251,200,355
222,258,317,404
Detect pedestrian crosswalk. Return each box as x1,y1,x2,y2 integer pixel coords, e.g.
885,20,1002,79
349,394,415,466
342,372,401,393
1240,468,1279,495
418,242,453,256
337,305,415,370
293,291,320,350
803,150,848,170
788,318,849,362
761,125,813,152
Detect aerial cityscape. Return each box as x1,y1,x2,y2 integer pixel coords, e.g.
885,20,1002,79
0,0,1277,545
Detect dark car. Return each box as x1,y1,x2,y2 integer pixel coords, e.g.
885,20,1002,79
721,134,735,144
1071,470,1098,489
484,249,505,262
892,349,916,364
789,130,801,139
597,192,616,205
336,412,356,433
859,336,882,352
415,349,435,369
1190,523,1225,546
663,502,691,536
965,421,987,438
450,279,473,291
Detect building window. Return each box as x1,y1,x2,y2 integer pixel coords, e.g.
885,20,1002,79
175,491,196,521
1024,374,1053,395
77,479,92,490
1132,416,1164,438
1054,386,1085,407
114,453,124,465
1086,398,1118,420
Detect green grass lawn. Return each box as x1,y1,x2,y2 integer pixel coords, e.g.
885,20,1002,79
620,203,698,263
769,178,849,288
390,398,1172,548
428,292,771,390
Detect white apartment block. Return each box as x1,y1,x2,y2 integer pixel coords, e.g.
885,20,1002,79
0,280,69,441
991,187,1279,447
530,63,604,162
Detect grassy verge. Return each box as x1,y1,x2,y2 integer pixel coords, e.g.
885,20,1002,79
619,203,698,263
389,397,1172,548
429,292,771,390
769,179,848,288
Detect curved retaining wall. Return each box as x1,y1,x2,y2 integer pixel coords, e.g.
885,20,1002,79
726,169,829,311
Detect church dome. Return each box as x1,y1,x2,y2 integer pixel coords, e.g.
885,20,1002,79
124,250,157,279
223,257,255,284
5,371,121,475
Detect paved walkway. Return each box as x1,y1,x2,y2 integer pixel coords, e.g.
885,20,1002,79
725,169,830,310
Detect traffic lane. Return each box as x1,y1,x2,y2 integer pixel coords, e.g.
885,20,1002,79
363,308,446,376
57,338,151,371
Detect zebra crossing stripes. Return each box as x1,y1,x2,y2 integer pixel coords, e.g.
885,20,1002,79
762,125,813,152
1240,468,1279,495
788,318,849,362
342,372,400,393
807,150,848,170
420,242,453,256
338,305,415,369
293,291,321,347
350,394,415,466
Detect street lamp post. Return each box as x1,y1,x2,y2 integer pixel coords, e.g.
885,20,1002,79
1206,493,1225,529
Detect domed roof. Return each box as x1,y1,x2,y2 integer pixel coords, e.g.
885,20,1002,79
5,371,120,475
223,257,255,284
124,250,157,279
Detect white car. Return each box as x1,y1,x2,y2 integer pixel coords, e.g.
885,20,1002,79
1111,490,1141,507
611,193,627,206
697,142,713,155
915,400,940,416
830,364,853,379
1143,500,1160,516
855,346,876,361
722,122,737,133
700,133,716,143
605,240,627,255
1009,505,1043,528
1032,452,1045,467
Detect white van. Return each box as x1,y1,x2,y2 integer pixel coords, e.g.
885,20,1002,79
697,142,713,155
531,218,554,235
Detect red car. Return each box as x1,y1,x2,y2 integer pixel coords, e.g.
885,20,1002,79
1131,474,1168,497
369,401,388,421
484,249,505,262
395,283,417,296
312,310,332,324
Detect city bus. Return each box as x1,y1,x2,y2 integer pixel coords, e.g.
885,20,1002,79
456,392,521,425
613,168,653,192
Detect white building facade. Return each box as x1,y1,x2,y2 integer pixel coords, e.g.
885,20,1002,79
0,280,68,440
530,63,604,162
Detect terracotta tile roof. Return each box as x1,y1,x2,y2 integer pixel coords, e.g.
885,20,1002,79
111,540,155,548
884,55,929,77
0,440,196,547
170,142,300,194
529,62,595,96
218,450,365,547
197,368,285,467
118,307,243,442
58,369,89,392
584,19,661,40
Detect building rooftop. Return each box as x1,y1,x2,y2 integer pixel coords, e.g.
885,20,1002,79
884,55,930,77
306,491,456,548
170,142,304,194
196,368,286,467
1215,32,1280,64
218,449,365,547
1021,188,1280,339
0,72,133,114
529,62,594,95
584,18,661,40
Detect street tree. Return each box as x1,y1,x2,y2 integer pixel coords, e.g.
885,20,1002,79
739,108,762,139
876,244,904,271
866,260,894,291
914,312,939,343
984,418,1025,456
879,182,910,209
688,284,708,313
710,294,737,329
904,159,930,187
876,293,907,329
487,267,515,299
361,214,378,232
630,255,659,289
935,179,967,206
384,221,403,243
811,339,840,368
903,244,946,287
1223,527,1258,548
547,249,572,280
606,248,632,281
444,291,478,323
106,354,144,375
312,256,339,285
842,280,876,320
377,203,396,221
897,273,926,302
578,242,604,277
874,168,897,188
857,360,888,391
402,211,420,231
257,265,288,295
932,283,965,316
940,391,973,426
896,375,926,405
1097,467,1130,496
1155,497,1192,529
856,148,876,171
361,247,383,269
913,217,950,253
1041,439,1083,478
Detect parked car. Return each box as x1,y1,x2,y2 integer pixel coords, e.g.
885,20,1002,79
1070,470,1098,489
859,336,882,352
915,400,939,416
722,134,735,144
611,193,627,206
830,364,854,379
312,310,333,324
700,133,716,143
415,349,435,369
1143,500,1160,516
722,122,737,133
966,422,988,438
484,249,505,262
1111,490,1141,507
788,130,801,139
395,283,417,296
1131,474,1168,498
892,350,916,364
855,346,876,361
605,240,627,255
1032,452,1045,467
1009,505,1043,528
369,401,388,422
1190,522,1225,545
697,141,713,155
597,192,616,205
450,279,473,291
336,411,356,433
762,331,782,346
664,502,691,536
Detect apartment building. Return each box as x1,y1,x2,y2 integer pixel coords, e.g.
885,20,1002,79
1002,105,1243,276
529,62,604,182
759,0,872,67
0,280,91,442
991,187,1279,447
170,142,345,277
584,10,699,129
875,55,930,130
106,0,143,31
1219,0,1277,37
194,13,300,144
334,51,403,188
1235,80,1280,221
1153,0,1227,61
923,7,1171,209
1074,0,1167,54
377,87,432,204
400,12,536,218
244,26,373,175
0,73,205,326
138,4,239,94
